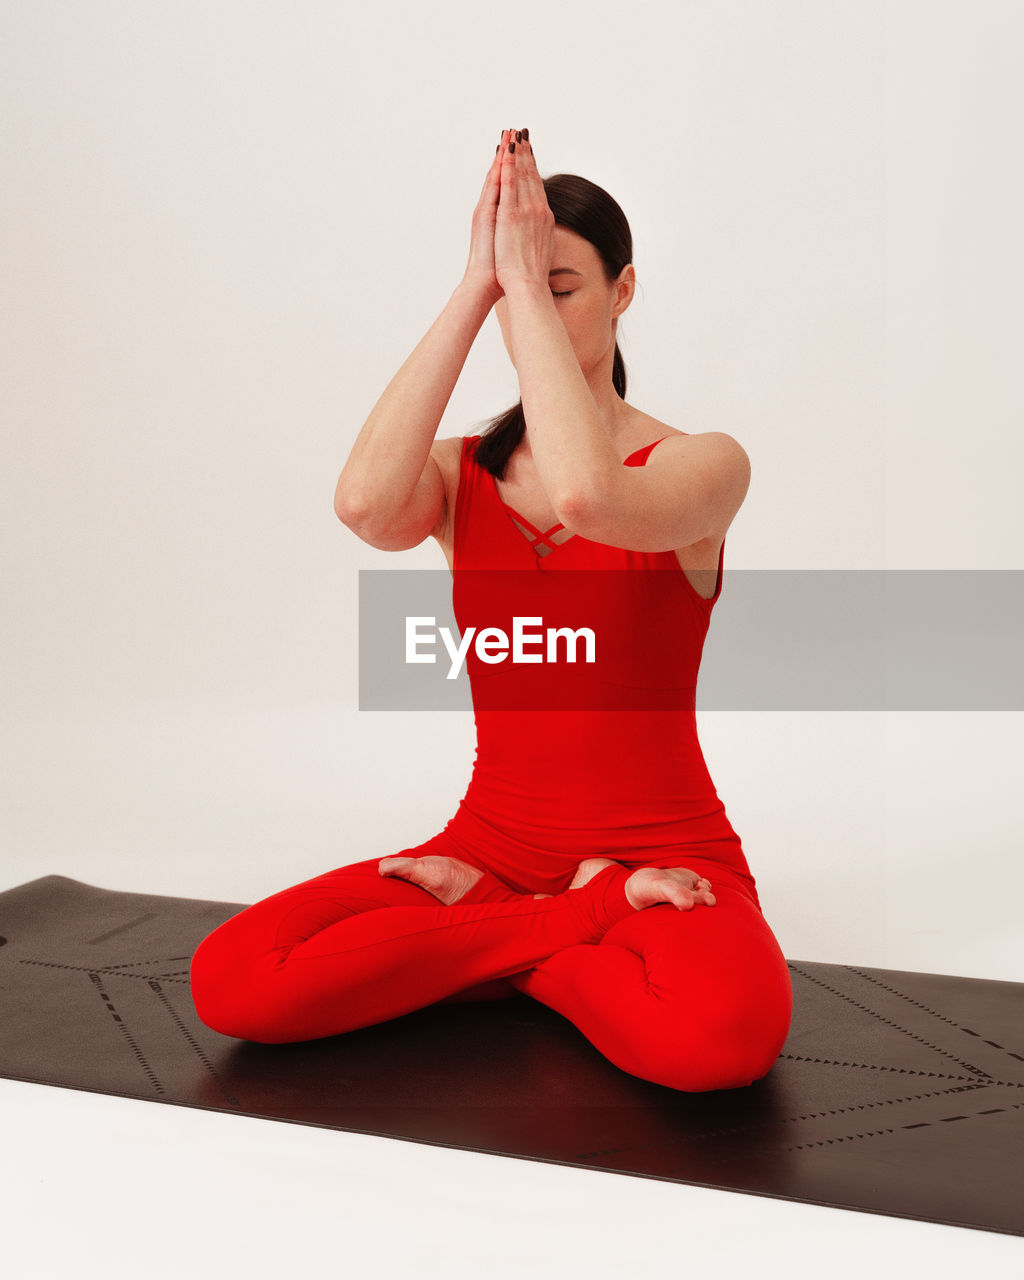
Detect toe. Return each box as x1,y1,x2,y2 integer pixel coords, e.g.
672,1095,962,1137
661,884,696,911
379,856,414,876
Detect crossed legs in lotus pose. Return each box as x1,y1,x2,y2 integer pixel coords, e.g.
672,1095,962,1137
190,852,792,1092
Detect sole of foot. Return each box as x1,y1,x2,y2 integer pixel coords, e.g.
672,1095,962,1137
378,854,484,907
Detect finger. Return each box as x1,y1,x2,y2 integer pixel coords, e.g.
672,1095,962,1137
499,128,517,206
478,130,505,203
499,127,518,208
517,128,546,204
483,127,508,192
512,127,536,200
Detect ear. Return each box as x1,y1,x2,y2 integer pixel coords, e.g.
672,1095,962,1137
611,264,635,319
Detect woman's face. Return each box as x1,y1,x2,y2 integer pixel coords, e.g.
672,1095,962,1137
494,225,635,380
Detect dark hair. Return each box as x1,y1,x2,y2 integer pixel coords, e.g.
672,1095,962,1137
473,173,633,480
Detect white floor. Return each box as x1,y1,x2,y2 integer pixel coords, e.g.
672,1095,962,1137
2,1078,1021,1280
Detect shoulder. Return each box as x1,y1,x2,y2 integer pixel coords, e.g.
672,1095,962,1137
658,429,750,476
631,415,750,542
658,430,750,516
630,411,749,475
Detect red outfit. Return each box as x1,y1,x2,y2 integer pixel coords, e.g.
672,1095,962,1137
190,435,793,1091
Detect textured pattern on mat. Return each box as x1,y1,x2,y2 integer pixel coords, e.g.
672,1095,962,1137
1,875,1021,1235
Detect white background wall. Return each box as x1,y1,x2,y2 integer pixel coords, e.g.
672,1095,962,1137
2,4,1022,1272
4,0,1020,980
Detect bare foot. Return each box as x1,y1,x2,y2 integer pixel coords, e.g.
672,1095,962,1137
568,857,621,890
378,855,485,906
623,866,717,912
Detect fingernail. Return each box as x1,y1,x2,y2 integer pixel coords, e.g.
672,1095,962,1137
509,141,515,153
522,127,529,141
516,130,522,143
496,144,499,153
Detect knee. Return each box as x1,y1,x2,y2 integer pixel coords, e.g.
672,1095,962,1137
189,934,238,1038
189,932,282,1043
629,997,793,1093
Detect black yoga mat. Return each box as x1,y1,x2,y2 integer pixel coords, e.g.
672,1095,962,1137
1,875,1021,1236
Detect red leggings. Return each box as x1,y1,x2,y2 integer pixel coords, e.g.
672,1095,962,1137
190,848,793,1093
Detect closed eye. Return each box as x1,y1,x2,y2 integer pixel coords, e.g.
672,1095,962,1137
551,291,573,298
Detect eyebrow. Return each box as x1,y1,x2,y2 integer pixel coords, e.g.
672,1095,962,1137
548,268,582,277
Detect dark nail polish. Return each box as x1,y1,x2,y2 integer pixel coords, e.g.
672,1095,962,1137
516,130,522,143
496,144,500,153
509,141,515,153
522,127,529,141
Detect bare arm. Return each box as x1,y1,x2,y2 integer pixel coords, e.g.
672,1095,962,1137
566,431,751,551
500,276,619,519
333,282,495,549
492,137,621,521
495,134,748,551
333,134,508,550
501,273,749,549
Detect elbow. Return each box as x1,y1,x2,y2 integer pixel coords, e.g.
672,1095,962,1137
333,482,370,529
554,485,605,537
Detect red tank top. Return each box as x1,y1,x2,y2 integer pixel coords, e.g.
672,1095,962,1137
439,433,756,896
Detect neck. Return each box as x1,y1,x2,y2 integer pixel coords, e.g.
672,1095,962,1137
587,375,628,440
583,337,630,441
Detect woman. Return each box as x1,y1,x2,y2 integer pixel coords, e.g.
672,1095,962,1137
190,128,793,1092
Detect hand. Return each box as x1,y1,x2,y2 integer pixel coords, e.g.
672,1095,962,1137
493,126,554,294
624,866,717,912
461,130,508,308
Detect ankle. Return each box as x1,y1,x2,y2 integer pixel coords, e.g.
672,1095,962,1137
454,866,519,906
568,864,636,933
